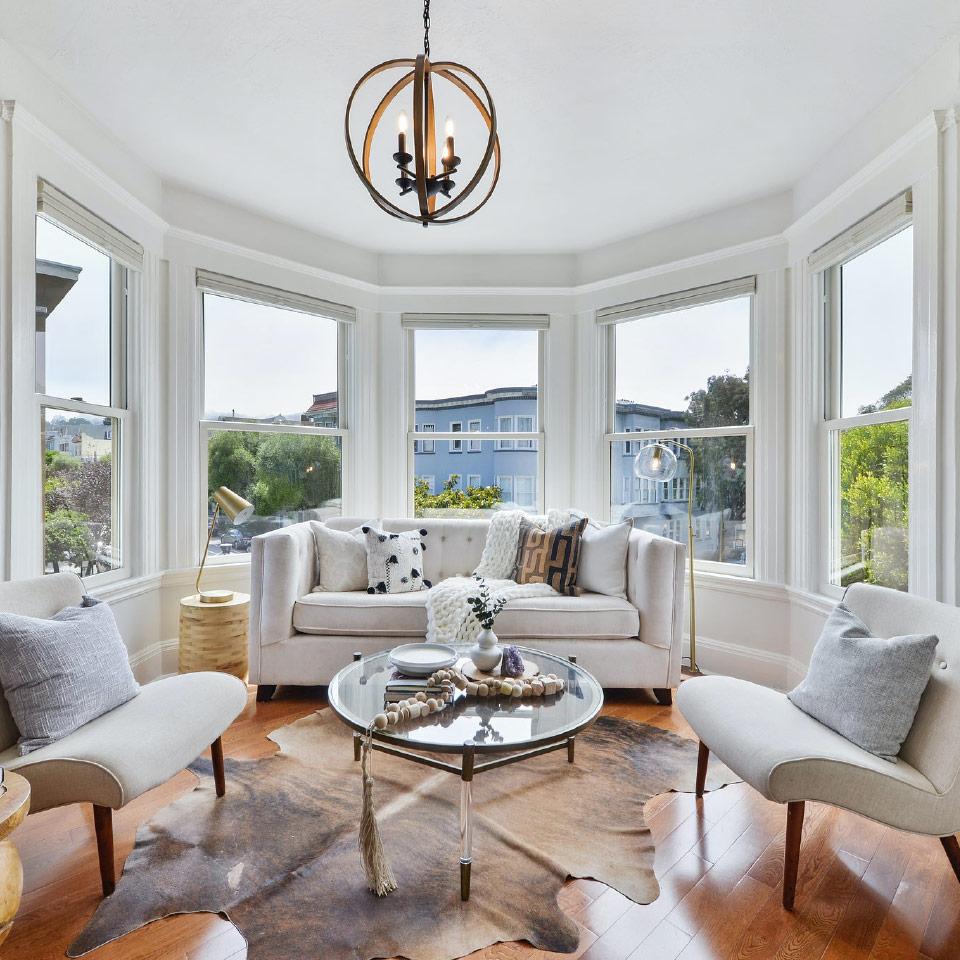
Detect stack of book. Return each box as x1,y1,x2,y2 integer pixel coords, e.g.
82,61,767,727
384,679,445,703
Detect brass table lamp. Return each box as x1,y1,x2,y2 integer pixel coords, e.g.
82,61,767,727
196,486,255,604
633,441,699,673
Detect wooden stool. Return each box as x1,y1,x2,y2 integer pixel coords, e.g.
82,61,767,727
0,772,30,947
179,593,250,680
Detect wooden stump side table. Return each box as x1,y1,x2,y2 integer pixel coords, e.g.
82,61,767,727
0,771,30,947
178,593,250,680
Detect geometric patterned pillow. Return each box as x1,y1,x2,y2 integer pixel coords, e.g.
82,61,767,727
361,526,432,594
511,516,588,596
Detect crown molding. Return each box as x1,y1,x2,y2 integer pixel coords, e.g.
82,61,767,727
11,103,167,233
784,110,941,246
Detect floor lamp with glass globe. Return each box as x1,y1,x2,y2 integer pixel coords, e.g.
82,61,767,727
633,441,700,674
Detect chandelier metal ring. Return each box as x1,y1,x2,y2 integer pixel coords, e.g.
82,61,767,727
344,53,500,227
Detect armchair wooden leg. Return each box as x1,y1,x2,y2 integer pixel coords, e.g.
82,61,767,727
211,737,226,798
941,835,960,885
782,801,805,910
92,805,115,897
653,688,673,706
695,741,709,798
256,684,277,703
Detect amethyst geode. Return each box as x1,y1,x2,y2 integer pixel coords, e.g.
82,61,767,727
501,645,524,678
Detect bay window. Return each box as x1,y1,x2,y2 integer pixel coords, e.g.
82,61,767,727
36,181,140,581
812,194,913,591
198,272,352,559
602,278,754,573
406,316,547,516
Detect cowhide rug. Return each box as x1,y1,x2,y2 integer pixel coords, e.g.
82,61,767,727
69,710,736,960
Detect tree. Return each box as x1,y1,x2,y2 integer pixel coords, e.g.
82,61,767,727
414,476,503,515
43,451,113,572
44,509,95,573
207,432,260,500
682,370,749,545
251,433,341,515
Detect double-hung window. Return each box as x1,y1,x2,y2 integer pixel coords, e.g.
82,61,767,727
602,277,755,573
406,315,547,516
812,193,913,592
198,272,353,559
414,423,435,454
36,180,141,582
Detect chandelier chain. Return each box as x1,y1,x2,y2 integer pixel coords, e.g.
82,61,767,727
423,0,430,57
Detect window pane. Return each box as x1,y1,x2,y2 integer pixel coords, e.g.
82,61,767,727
42,407,119,576
832,420,908,590
615,296,751,427
839,227,913,417
203,293,338,425
206,430,342,557
36,217,113,405
611,435,748,566
414,328,538,404
414,450,539,518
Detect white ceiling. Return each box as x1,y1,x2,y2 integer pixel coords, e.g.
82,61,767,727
2,1,959,255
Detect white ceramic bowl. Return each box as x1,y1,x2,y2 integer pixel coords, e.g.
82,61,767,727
388,642,459,677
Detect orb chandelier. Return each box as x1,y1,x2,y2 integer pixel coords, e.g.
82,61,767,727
344,0,500,227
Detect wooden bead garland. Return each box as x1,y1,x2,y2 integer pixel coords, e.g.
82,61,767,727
369,667,566,732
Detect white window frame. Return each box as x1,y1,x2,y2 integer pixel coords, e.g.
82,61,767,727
514,475,536,508
404,317,547,513
35,188,138,587
197,278,353,565
448,472,461,489
814,195,913,596
516,414,536,450
602,278,756,578
495,475,514,501
417,474,435,494
449,421,463,453
466,473,482,488
467,419,482,452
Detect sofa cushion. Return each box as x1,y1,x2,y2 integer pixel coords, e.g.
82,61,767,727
293,588,639,640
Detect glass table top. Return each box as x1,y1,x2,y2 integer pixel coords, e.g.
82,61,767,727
328,645,604,754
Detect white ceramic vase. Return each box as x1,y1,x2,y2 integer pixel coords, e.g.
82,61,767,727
468,627,503,673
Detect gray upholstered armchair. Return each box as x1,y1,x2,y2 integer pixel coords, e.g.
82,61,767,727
0,573,248,896
678,582,960,909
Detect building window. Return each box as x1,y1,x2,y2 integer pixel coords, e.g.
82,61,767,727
496,415,515,450
417,475,435,494
408,319,545,516
199,275,350,559
467,419,482,452
37,185,138,581
604,278,754,572
449,421,463,453
414,423,435,454
448,473,461,489
818,204,912,591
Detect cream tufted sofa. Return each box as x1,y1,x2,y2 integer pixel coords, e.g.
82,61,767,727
249,516,687,700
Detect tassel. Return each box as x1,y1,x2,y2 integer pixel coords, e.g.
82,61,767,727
358,728,398,896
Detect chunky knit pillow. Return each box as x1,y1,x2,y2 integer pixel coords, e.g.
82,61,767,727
361,526,432,594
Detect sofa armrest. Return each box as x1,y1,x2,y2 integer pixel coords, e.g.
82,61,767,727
626,528,687,682
249,522,317,668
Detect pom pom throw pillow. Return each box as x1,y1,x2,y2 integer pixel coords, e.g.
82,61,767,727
362,526,432,594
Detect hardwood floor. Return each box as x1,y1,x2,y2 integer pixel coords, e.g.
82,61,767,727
4,688,959,960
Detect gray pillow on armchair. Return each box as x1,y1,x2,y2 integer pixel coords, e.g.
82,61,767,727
787,601,938,761
0,598,140,755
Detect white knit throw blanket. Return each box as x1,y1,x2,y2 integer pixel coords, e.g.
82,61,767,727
425,577,556,646
425,509,572,646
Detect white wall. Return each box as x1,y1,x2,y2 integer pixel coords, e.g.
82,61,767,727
2,36,959,690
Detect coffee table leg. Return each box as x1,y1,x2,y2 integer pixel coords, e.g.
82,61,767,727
567,737,575,763
353,733,361,762
460,745,475,901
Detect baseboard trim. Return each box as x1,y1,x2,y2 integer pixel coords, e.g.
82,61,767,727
689,634,796,691
129,637,179,684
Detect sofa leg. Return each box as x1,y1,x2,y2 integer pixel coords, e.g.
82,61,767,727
653,688,673,706
256,684,277,703
211,737,226,797
695,741,709,798
941,835,960,884
782,801,805,910
92,805,115,897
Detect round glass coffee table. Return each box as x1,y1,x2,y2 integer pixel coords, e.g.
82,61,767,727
328,645,604,900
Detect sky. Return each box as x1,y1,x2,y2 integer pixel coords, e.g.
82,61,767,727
37,216,112,405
